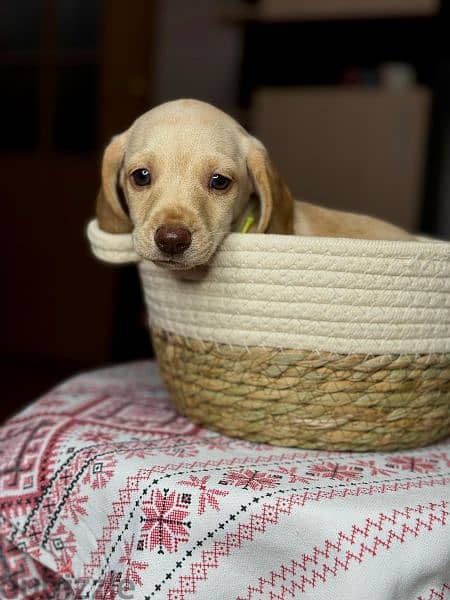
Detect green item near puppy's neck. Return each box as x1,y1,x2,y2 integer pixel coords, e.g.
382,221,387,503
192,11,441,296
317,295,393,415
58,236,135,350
241,214,255,234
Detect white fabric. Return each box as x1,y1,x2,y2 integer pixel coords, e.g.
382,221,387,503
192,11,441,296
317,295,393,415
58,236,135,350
87,219,450,355
1,361,449,599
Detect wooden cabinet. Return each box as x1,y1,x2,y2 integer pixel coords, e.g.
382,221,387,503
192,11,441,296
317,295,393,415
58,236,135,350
258,0,440,20
0,0,156,416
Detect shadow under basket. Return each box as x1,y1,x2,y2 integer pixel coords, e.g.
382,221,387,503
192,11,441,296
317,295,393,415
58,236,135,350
87,219,450,451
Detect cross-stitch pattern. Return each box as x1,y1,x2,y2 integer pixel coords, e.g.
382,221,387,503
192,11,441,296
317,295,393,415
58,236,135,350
0,361,449,599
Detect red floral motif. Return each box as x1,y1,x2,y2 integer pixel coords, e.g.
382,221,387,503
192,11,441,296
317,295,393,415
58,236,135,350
118,533,148,590
352,459,395,477
81,431,114,444
385,456,438,474
116,442,155,459
305,462,363,481
163,445,199,458
271,466,313,484
219,469,282,491
140,489,191,554
82,455,117,489
178,475,229,515
60,483,88,525
204,437,233,452
48,523,76,576
93,570,122,600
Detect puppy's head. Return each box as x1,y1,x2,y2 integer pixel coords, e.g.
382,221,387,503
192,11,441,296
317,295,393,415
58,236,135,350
97,99,293,269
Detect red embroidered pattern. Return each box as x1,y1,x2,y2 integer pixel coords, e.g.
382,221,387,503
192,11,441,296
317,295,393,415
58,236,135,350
0,361,448,598
141,488,191,554
168,482,450,599
385,456,439,474
236,502,448,599
305,461,364,481
218,469,282,491
178,475,229,515
82,467,157,579
417,583,450,600
47,522,77,576
118,533,148,590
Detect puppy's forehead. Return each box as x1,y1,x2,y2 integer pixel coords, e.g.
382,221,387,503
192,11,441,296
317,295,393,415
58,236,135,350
126,100,245,158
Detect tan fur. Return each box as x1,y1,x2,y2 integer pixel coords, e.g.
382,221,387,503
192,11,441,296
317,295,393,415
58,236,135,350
246,139,294,234
96,99,412,270
97,133,133,234
294,201,412,240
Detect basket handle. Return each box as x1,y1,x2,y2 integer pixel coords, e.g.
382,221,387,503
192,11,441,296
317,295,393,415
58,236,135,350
86,219,140,264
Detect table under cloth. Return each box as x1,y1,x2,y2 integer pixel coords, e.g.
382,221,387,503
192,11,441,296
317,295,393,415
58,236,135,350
0,361,449,600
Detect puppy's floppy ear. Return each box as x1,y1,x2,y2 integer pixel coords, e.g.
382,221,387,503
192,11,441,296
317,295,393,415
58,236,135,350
246,136,294,234
96,132,133,233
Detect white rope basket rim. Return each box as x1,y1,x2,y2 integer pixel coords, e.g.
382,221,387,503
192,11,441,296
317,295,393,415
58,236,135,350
87,219,450,355
87,219,445,262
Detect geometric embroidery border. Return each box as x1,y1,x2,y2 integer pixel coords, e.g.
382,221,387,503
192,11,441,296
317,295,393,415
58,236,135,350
233,501,449,600
89,473,450,598
417,583,450,600
84,475,450,599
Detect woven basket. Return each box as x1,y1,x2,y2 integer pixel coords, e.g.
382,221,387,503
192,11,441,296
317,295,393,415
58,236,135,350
88,219,450,451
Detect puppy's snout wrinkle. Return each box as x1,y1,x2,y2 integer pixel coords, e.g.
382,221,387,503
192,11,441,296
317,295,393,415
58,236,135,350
154,225,192,255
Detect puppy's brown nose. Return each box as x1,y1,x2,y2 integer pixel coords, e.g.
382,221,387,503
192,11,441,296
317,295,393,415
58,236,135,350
154,225,192,255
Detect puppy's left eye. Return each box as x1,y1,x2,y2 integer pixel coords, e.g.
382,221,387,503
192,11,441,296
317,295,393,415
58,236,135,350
209,173,231,190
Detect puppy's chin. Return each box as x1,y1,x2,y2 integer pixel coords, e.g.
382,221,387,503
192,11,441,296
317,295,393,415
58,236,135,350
151,258,198,271
151,248,216,271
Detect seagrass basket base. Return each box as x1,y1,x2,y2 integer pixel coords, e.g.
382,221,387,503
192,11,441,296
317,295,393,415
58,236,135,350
152,329,450,452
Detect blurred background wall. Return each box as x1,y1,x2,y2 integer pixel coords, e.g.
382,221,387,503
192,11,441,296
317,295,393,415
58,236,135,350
155,0,242,114
1,0,449,420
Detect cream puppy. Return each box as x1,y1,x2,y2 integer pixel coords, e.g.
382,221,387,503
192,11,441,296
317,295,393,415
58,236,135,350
97,99,412,270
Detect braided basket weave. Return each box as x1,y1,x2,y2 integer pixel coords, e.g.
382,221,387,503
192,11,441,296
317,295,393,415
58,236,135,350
88,220,450,451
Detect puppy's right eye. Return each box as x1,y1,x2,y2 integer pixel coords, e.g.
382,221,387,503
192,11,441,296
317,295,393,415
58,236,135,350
131,168,151,186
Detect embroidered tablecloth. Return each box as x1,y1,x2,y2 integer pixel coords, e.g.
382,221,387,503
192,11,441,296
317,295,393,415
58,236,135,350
0,361,449,600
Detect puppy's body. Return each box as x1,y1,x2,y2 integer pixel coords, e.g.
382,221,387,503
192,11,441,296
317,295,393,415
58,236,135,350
294,201,411,240
97,99,412,271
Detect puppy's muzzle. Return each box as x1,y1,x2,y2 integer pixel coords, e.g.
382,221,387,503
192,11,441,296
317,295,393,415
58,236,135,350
154,225,192,255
